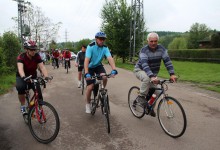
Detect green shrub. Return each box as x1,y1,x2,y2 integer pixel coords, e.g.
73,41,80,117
168,49,220,63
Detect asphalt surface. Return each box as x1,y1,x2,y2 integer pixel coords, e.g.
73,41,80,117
0,61,220,150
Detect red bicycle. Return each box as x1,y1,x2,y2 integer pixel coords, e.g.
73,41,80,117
23,75,60,144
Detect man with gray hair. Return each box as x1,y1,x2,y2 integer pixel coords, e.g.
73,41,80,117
133,32,177,117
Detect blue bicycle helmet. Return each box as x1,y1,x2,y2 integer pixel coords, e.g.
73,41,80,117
95,32,107,39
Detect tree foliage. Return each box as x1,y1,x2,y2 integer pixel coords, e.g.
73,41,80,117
168,37,187,49
0,32,20,75
211,30,220,48
187,23,211,49
101,0,133,62
74,39,91,53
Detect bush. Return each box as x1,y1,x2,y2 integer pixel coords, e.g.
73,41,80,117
168,49,220,63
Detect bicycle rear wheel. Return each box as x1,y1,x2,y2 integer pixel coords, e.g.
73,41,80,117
81,72,85,95
66,64,68,74
103,95,110,133
28,101,60,144
128,86,145,118
157,96,187,138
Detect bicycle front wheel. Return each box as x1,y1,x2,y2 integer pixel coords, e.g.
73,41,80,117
103,95,110,133
157,96,187,138
128,86,145,118
91,90,99,115
28,101,60,144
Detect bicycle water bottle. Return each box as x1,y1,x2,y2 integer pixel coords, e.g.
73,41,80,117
30,100,34,106
148,94,156,106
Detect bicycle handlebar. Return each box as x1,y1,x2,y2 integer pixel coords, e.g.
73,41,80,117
24,75,53,83
150,78,178,85
91,74,112,80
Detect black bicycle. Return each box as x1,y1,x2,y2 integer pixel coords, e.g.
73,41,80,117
23,75,60,144
52,58,56,69
81,66,85,95
90,74,112,133
128,79,187,138
65,58,70,73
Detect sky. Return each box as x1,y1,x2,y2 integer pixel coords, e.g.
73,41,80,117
1,0,220,42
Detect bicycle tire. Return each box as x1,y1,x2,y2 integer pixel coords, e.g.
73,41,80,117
66,64,68,74
128,86,145,118
103,95,110,133
28,101,60,144
91,90,99,115
157,96,187,138
81,72,84,95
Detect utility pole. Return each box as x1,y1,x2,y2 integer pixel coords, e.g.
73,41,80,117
65,29,68,48
13,0,31,51
129,0,144,63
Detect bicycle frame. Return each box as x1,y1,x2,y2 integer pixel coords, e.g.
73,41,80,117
25,77,47,123
145,80,170,113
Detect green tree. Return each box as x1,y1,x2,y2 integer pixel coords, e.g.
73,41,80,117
74,39,91,53
49,40,57,50
188,23,211,49
168,37,187,49
2,32,20,71
101,0,135,63
211,30,220,48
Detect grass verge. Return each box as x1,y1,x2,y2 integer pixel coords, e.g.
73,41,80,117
114,60,220,93
0,74,16,95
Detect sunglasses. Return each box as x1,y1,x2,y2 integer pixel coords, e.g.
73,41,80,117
29,49,37,51
98,38,106,41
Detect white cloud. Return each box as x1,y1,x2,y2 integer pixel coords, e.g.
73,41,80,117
1,0,220,41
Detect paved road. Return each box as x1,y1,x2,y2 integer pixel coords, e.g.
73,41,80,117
0,61,220,150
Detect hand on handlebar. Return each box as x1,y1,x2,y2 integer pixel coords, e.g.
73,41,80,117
170,75,177,83
150,76,160,84
85,73,91,80
45,76,53,83
110,69,118,77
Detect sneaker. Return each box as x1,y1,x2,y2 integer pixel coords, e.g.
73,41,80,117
21,106,27,115
85,104,91,113
137,95,146,106
78,81,81,88
149,109,156,117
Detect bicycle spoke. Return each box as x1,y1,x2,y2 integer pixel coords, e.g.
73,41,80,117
29,102,60,143
128,86,145,118
158,97,187,138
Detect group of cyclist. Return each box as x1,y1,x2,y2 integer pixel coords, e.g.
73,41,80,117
50,48,72,69
15,31,177,117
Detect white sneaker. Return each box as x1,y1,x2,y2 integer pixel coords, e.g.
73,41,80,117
85,104,91,113
78,81,81,88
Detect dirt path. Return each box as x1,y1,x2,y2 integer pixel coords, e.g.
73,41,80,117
0,61,220,150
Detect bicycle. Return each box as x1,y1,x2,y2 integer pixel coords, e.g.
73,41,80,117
65,58,70,73
90,74,112,133
23,75,60,144
80,65,85,95
128,79,187,138
52,58,56,69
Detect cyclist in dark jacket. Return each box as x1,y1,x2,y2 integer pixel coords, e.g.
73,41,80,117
75,45,87,88
16,40,50,114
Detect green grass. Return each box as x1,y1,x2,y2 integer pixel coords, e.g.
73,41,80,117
114,60,220,93
0,74,16,95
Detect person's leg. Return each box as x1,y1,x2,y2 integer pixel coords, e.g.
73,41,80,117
95,65,107,87
134,68,150,97
78,66,83,88
85,68,95,113
68,60,70,68
16,77,27,113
